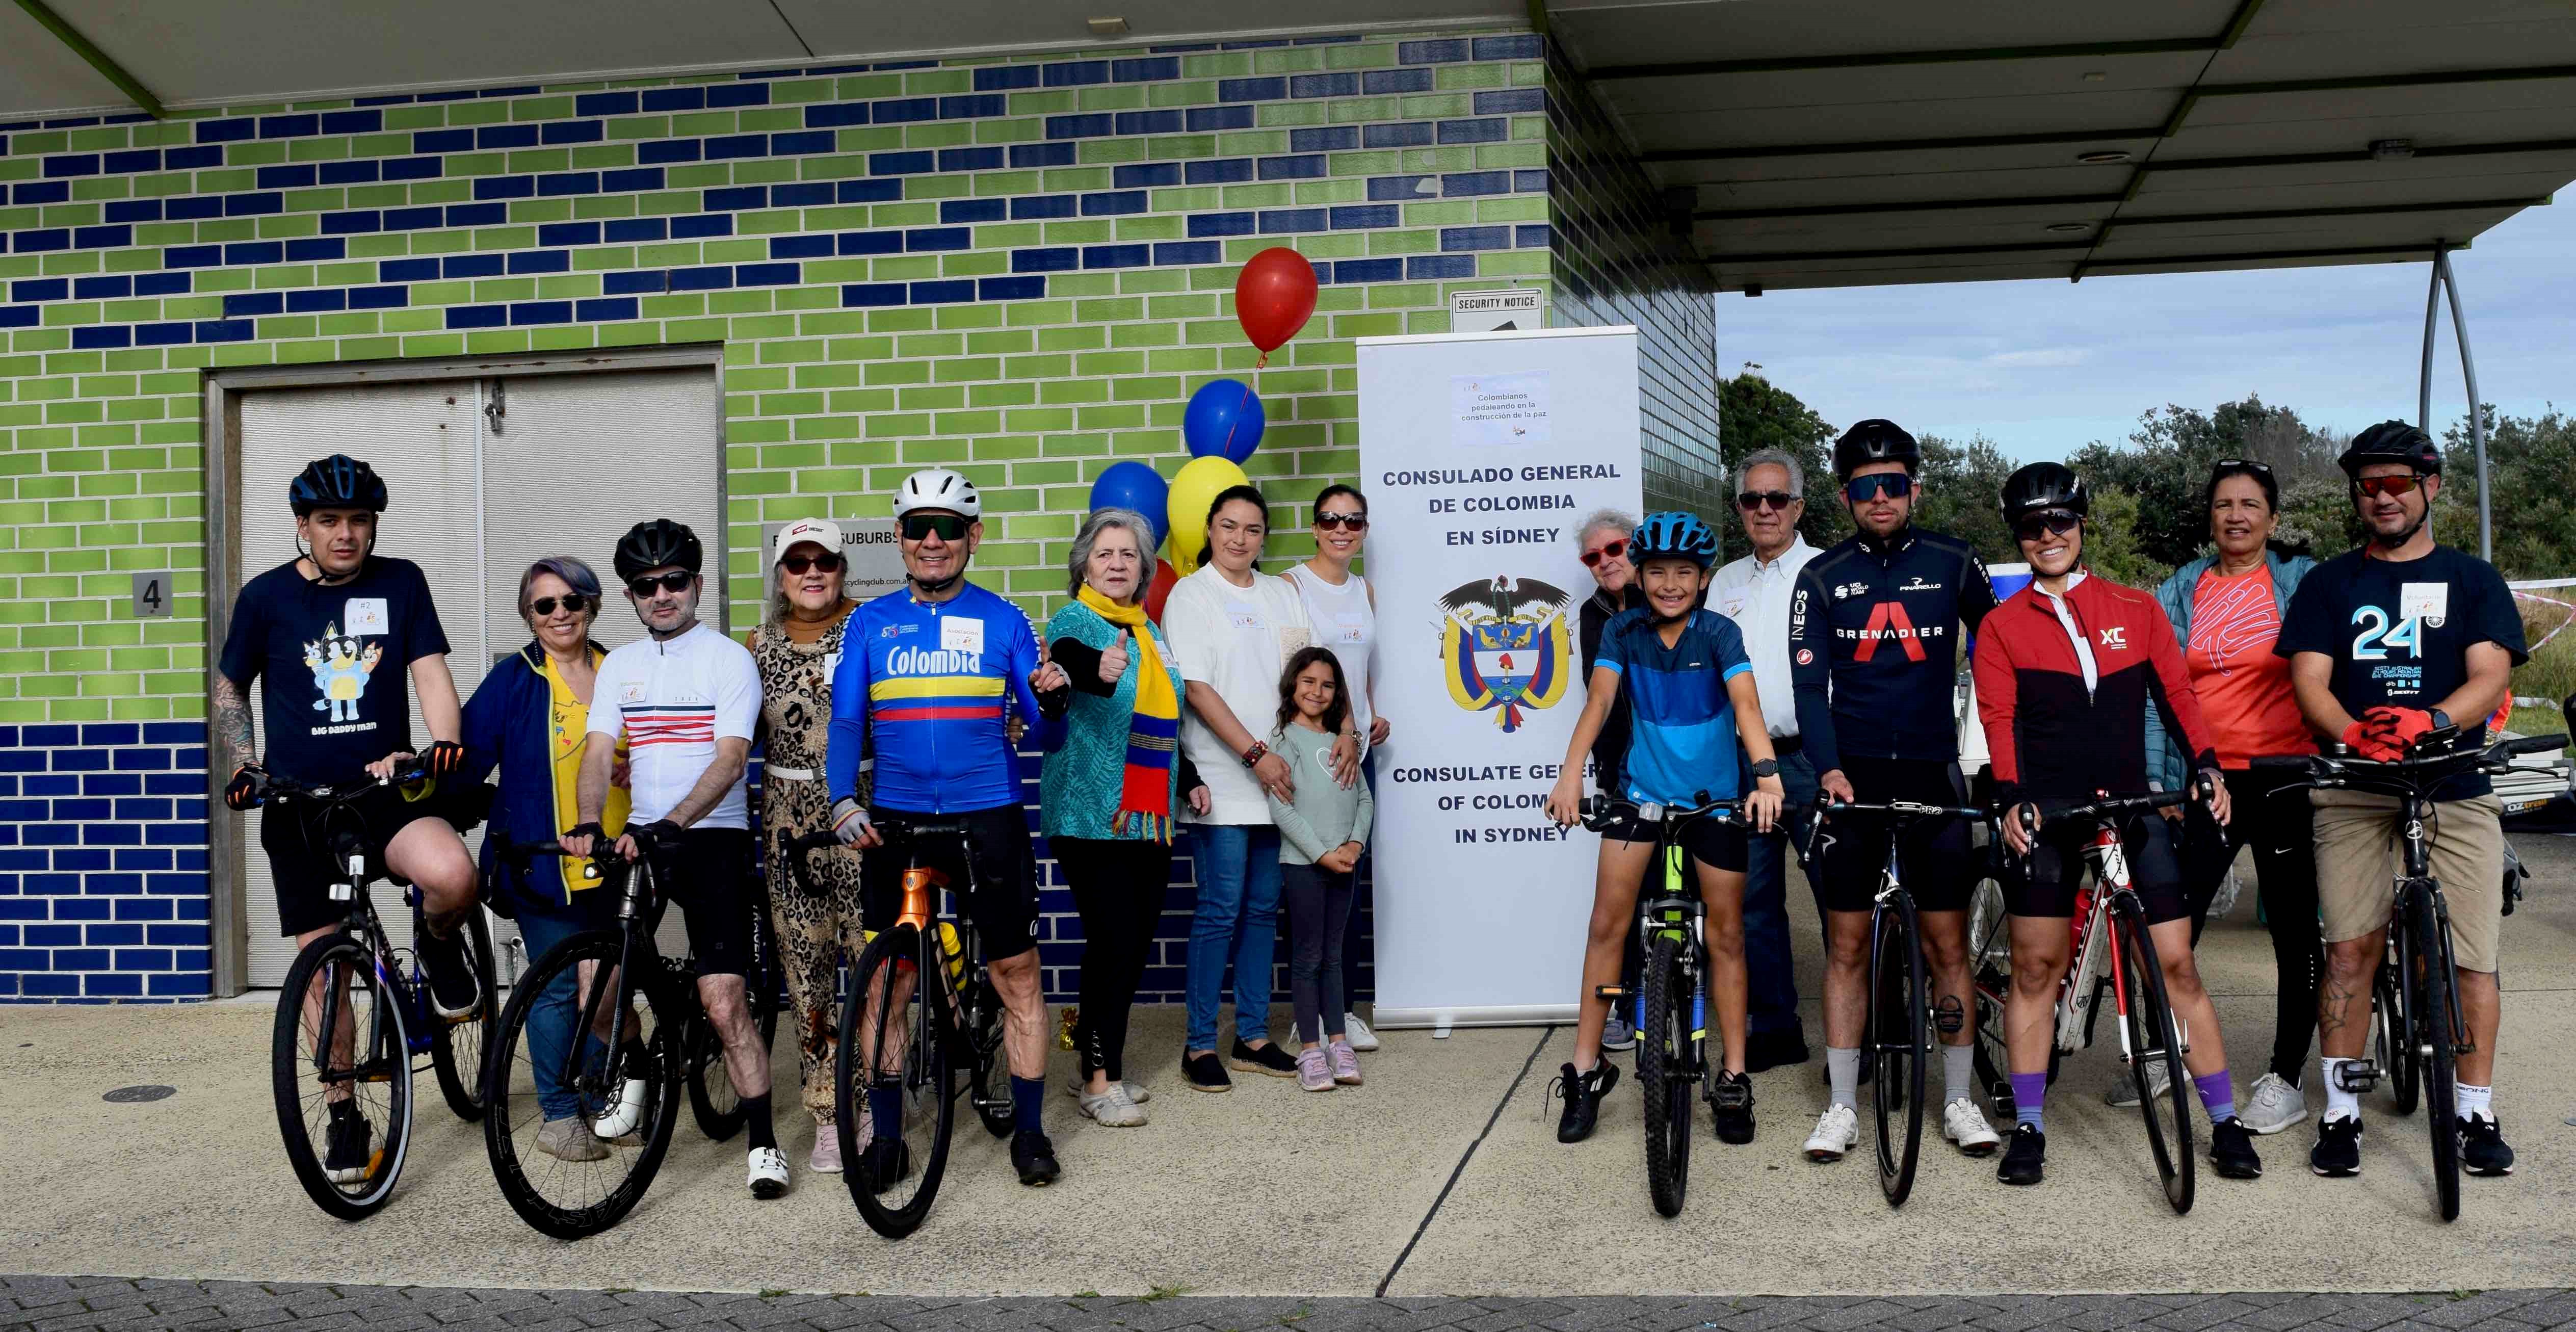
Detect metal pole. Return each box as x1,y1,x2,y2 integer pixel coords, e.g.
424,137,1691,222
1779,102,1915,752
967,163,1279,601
2419,242,2444,431
2438,248,2492,561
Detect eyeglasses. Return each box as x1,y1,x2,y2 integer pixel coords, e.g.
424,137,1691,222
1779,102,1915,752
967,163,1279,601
528,594,592,617
1316,511,1369,532
1846,473,1913,503
1736,490,1797,512
2014,510,2082,543
627,570,694,596
900,512,970,542
779,551,846,575
2354,474,2425,500
1579,538,1629,567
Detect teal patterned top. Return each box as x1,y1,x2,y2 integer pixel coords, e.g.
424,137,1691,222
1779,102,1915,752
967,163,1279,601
1039,601,1187,842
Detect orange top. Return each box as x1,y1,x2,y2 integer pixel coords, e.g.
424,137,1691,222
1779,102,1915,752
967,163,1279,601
2185,563,2315,767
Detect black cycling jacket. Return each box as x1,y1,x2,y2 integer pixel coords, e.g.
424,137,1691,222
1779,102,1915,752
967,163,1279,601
1788,526,1998,775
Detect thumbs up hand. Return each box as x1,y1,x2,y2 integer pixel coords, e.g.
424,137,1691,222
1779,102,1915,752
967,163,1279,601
1099,629,1131,686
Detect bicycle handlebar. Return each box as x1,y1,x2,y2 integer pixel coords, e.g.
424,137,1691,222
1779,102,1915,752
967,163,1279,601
261,764,432,804
1577,793,1743,833
2250,731,2568,789
2020,788,2195,829
1815,798,1989,824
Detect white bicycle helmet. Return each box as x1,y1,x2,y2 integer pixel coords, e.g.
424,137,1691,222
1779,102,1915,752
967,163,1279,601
893,467,982,519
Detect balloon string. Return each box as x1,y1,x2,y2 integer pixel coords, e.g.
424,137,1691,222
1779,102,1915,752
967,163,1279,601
1222,379,1252,457
1255,350,1269,370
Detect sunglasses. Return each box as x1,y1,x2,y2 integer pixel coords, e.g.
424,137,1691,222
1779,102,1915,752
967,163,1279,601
2214,458,2273,474
1579,537,1629,568
627,570,694,597
1846,473,1913,503
528,594,592,617
2014,510,2082,543
1736,490,1797,512
2354,474,2425,500
1316,511,1369,532
900,512,971,542
779,551,846,575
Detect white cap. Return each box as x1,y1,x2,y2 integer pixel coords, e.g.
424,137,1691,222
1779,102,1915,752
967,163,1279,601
773,517,844,563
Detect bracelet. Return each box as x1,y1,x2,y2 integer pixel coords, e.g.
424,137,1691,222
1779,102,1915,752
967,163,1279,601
1241,741,1269,769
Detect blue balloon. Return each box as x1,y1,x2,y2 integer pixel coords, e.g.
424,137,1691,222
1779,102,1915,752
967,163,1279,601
1182,378,1266,463
1088,460,1171,551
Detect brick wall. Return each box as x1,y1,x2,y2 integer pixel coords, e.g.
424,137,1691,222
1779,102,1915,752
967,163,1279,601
0,721,209,999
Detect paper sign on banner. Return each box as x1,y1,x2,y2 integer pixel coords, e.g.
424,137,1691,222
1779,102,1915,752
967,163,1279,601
1450,370,1552,448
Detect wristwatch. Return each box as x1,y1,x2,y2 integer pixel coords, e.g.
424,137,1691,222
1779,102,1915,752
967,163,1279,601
2429,708,2453,732
1240,740,1269,769
1749,758,1780,779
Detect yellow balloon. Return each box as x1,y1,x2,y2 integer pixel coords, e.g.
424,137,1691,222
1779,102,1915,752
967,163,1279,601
1166,455,1248,579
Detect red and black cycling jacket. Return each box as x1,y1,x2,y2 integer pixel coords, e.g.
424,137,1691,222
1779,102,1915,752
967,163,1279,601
1971,571,2219,810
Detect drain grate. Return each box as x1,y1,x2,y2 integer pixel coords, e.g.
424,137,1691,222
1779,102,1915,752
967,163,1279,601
102,1084,175,1103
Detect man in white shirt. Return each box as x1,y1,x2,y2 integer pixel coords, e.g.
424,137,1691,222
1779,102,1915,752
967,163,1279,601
1710,448,1821,1073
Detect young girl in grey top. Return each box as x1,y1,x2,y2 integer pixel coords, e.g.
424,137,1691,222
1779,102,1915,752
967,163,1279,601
1265,647,1376,1091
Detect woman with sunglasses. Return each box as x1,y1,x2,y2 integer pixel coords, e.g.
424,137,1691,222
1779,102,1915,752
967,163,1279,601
458,555,634,1163
748,517,868,1174
2136,460,2321,1137
1283,483,1387,1052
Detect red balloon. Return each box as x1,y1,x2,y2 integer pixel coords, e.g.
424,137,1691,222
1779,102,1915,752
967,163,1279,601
1234,246,1319,354
1144,559,1179,624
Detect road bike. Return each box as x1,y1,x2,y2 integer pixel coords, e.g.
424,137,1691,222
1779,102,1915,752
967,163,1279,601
258,765,494,1220
1967,785,2204,1214
2252,726,2566,1221
830,815,1018,1239
1810,796,1990,1207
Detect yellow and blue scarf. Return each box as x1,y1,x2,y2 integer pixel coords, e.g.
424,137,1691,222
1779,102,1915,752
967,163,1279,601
1079,585,1179,842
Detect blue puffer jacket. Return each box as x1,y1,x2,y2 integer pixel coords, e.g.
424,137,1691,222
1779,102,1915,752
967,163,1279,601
2143,547,2316,792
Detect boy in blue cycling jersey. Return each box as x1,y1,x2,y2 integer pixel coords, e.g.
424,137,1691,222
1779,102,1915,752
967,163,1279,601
1545,511,1787,1147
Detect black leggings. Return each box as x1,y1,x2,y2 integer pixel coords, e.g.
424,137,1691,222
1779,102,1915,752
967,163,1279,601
1055,837,1170,1083
2182,766,2322,1084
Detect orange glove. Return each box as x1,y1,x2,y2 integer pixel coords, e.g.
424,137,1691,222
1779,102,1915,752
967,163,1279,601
2363,706,2437,754
2341,720,2402,763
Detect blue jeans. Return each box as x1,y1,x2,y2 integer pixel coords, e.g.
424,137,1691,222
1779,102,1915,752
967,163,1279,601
1740,746,1819,1038
517,908,608,1122
1186,823,1284,1051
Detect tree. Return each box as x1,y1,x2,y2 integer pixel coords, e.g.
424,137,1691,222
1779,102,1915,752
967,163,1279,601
2434,407,2576,580
1718,371,1846,547
1911,432,2018,565
2068,396,2340,572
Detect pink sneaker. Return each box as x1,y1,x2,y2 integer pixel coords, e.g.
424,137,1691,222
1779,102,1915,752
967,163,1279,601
1296,1046,1335,1091
1330,1039,1362,1086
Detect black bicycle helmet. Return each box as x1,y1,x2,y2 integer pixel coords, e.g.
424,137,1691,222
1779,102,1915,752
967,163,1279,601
2001,462,2089,524
1833,419,1921,479
613,518,703,581
2338,420,2442,478
287,454,388,515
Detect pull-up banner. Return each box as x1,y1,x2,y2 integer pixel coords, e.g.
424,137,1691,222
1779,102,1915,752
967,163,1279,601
1357,327,1643,1029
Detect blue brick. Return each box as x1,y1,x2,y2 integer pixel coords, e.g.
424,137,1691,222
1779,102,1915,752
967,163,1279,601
1114,163,1181,189
0,306,33,328
319,160,380,185
835,231,900,256
353,94,413,107
322,108,383,135
43,153,99,178
1188,211,1256,238
670,266,733,292
1399,38,1471,63
223,292,283,317
414,128,474,153
68,325,129,351
446,202,506,225
1185,158,1254,185
53,948,109,970
577,91,639,116
73,275,129,299
639,139,701,165
905,227,971,252
1476,89,1546,115
148,923,206,946
936,146,1004,173
765,129,831,156
1438,118,1508,145
86,923,141,946
909,279,975,304
1219,77,1286,101
1515,223,1550,247
671,214,732,239
474,174,535,200
316,209,381,236
1152,240,1222,266
1406,254,1476,279
770,181,832,207
1290,126,1359,153
12,278,66,301
165,196,221,221
103,148,161,173
540,119,604,145
72,223,130,249
225,192,284,217
1043,61,1110,87
509,300,573,325
1442,224,1512,250
22,973,76,997
575,296,640,322
1008,142,1076,169
347,285,407,309
380,257,439,282
1259,207,1327,233
735,262,798,285
134,321,190,346
445,304,507,330
870,97,936,126
806,101,871,128
538,172,600,197
444,253,504,278
837,178,903,203
1439,171,1512,197
842,282,906,307
1514,168,1548,192
940,94,1006,119
1007,248,1080,278
508,250,571,275
1259,154,1326,180
1080,191,1148,216
382,156,440,181
539,221,602,246
975,65,1041,91
977,275,1045,301
1114,110,1182,136
641,86,705,112
704,186,767,210
383,205,439,230
593,167,659,194
23,724,72,746
477,124,539,150
602,270,666,295
1010,194,1077,220
284,289,346,313
1329,204,1400,229
108,955,166,980
1113,56,1181,82
706,82,768,108
770,233,833,258
870,150,936,175
163,244,218,268
1082,243,1151,269
10,181,68,204
1045,114,1114,139
197,117,254,143
27,924,80,946
1473,34,1545,60
1363,68,1435,96
13,228,69,253
1291,72,1359,98
105,199,162,223
705,133,768,160
2,948,52,972
149,974,206,997
258,113,318,139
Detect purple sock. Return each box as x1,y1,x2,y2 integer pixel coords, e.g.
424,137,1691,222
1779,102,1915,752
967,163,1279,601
2194,1070,2235,1123
2010,1073,2048,1130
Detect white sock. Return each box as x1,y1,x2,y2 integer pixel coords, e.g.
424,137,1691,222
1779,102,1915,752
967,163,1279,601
2456,1081,2494,1122
1943,1042,1974,1104
2320,1056,2361,1122
1827,1047,1860,1111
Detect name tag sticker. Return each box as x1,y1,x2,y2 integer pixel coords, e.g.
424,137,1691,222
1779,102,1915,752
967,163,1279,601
940,615,985,654
1225,601,1264,631
2401,583,2449,625
620,681,646,703
343,597,389,635
1334,612,1366,643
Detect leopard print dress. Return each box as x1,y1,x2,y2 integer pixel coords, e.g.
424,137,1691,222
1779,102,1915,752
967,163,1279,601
753,605,868,1127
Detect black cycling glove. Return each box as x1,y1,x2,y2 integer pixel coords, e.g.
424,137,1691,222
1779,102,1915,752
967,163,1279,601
422,740,467,776
223,763,268,812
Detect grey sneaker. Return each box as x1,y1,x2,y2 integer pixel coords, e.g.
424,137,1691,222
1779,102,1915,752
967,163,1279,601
2105,1059,2171,1109
1601,1014,1638,1052
808,1127,843,1174
1066,1076,1151,1105
2239,1072,2308,1135
1077,1081,1148,1127
1343,1012,1380,1052
536,1115,609,1163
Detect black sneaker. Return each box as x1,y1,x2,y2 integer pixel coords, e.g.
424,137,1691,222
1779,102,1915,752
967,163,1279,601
860,1135,910,1193
1229,1037,1298,1078
2460,1113,2515,1176
1745,1029,1811,1074
1552,1060,1619,1143
2209,1116,2263,1179
1710,1069,1756,1144
1996,1123,2045,1185
1012,1130,1061,1186
323,1108,374,1185
2309,1114,2363,1177
1182,1050,1232,1093
416,925,481,1019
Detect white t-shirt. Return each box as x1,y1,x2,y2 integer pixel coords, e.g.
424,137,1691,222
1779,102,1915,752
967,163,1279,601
1163,564,1313,824
1283,563,1376,748
588,620,762,828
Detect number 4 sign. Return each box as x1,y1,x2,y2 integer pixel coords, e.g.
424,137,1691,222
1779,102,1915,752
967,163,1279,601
130,571,173,618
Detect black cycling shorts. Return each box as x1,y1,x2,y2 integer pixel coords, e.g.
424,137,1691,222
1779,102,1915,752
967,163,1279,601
862,804,1041,960
648,826,761,980
2006,809,2190,926
259,780,458,937
1813,756,1975,914
1598,809,1748,875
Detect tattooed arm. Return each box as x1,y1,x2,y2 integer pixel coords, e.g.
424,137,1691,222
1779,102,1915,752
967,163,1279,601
212,674,256,770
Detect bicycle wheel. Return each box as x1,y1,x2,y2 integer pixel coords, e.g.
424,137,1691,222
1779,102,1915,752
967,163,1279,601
1637,933,1692,1218
483,929,684,1240
1966,877,2016,1121
427,907,497,1122
836,924,957,1239
965,976,1015,1140
2375,956,2420,1115
2408,886,2461,1222
686,1000,781,1142
1869,894,1927,1207
2112,900,2196,1214
271,932,412,1221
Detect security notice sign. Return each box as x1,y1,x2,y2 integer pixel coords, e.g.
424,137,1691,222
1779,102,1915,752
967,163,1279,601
1449,286,1543,333
1357,326,1642,1029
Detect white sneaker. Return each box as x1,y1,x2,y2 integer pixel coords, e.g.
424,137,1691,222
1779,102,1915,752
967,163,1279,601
1064,1076,1151,1105
747,1145,790,1199
808,1129,842,1174
1803,1104,1860,1162
2240,1072,2309,1135
1343,1012,1381,1052
1077,1081,1148,1127
1942,1097,2001,1156
2105,1060,2171,1109
592,1077,648,1139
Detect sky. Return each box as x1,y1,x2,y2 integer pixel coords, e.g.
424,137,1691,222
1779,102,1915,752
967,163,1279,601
1715,202,2572,463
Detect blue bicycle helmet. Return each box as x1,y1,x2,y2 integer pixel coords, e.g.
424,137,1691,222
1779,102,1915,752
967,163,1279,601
1631,510,1719,568
287,454,388,515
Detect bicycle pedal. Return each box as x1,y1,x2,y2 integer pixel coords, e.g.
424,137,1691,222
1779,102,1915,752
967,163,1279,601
2332,1059,2380,1093
1593,986,1628,1001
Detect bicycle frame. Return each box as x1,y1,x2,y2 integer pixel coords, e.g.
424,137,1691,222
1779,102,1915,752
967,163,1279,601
2386,791,2470,1067
1632,833,1708,1076
2048,819,2180,1068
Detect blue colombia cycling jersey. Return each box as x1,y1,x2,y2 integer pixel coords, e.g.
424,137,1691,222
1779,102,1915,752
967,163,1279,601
826,583,1049,815
1593,607,1755,806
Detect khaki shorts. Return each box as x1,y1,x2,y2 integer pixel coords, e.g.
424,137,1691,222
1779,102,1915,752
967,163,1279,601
2310,789,2505,973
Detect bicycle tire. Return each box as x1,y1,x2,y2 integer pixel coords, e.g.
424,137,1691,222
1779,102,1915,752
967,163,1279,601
1966,877,2015,1122
427,908,497,1122
686,1003,781,1142
837,924,957,1239
272,932,413,1221
2409,885,2461,1222
966,977,1015,1140
2374,960,2419,1115
2112,900,2196,1214
1637,932,1691,1218
1869,894,1927,1207
483,929,685,1240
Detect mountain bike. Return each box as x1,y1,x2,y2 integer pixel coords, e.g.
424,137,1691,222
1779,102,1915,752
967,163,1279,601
1967,786,2204,1214
2252,726,2567,1221
1579,793,1752,1218
257,765,495,1220
1810,796,1990,1208
831,815,1018,1239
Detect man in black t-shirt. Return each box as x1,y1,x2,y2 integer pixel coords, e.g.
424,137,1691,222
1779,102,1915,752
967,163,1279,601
2278,422,2528,1180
